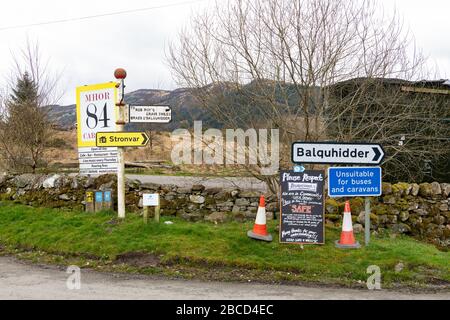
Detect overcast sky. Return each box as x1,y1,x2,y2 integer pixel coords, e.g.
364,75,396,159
0,0,449,105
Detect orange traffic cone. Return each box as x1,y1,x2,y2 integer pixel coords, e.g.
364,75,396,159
247,195,273,242
335,201,360,249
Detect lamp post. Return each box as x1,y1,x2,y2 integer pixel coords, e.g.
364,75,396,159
114,68,127,219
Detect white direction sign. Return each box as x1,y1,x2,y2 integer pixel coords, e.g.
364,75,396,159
129,105,172,123
292,142,385,165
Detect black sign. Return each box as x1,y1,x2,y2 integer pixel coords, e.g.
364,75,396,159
279,170,325,244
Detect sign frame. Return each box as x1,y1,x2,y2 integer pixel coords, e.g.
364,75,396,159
327,166,382,197
279,170,325,245
291,141,385,165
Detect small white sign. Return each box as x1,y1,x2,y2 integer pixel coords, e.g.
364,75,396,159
143,193,160,206
129,105,171,123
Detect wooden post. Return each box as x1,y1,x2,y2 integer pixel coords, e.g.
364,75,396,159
85,191,94,213
154,203,160,223
143,206,149,224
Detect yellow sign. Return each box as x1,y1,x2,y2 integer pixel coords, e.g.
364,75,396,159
76,82,118,148
96,132,149,147
86,191,94,203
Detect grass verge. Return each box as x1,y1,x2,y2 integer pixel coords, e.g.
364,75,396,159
0,202,448,291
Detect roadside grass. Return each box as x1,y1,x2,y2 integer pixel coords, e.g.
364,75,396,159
0,202,448,289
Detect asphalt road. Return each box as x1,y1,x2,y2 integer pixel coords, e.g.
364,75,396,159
126,174,268,191
0,256,448,300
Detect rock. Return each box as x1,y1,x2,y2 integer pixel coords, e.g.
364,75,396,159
383,196,396,205
439,203,449,212
213,191,230,200
204,187,221,195
357,211,365,225
410,183,420,196
266,211,274,220
266,202,278,212
395,262,404,273
13,174,35,189
431,182,442,196
125,178,141,190
58,194,71,201
205,212,228,223
235,198,250,206
244,211,257,219
419,183,432,197
191,184,205,192
239,191,261,198
43,174,61,189
177,188,191,194
433,215,446,225
391,223,411,234
181,213,203,222
399,211,410,222
189,195,205,204
382,182,392,195
230,190,239,197
140,182,160,190
138,198,143,208
353,223,364,234
0,173,9,186
232,205,240,213
216,201,234,207
441,183,450,197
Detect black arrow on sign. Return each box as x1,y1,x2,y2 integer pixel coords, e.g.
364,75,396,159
372,147,382,162
141,133,148,146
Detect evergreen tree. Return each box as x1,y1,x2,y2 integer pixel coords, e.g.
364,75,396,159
10,72,39,106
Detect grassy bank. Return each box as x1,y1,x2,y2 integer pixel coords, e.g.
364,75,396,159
0,202,448,289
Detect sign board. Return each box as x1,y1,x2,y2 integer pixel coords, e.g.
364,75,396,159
76,82,118,175
279,170,325,244
328,167,382,197
292,142,384,165
143,193,159,206
129,105,172,123
78,147,118,175
96,132,149,147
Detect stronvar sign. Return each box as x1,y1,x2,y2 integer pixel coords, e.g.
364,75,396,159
292,142,384,165
96,132,149,147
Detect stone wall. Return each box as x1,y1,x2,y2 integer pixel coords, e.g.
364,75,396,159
0,173,449,247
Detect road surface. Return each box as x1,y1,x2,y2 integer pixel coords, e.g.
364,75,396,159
126,174,267,191
0,256,448,300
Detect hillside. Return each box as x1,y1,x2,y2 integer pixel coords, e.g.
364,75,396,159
45,87,221,131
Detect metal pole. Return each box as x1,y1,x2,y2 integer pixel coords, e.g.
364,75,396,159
114,68,127,219
365,197,371,246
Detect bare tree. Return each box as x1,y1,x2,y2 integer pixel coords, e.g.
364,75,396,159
0,39,62,173
168,0,447,191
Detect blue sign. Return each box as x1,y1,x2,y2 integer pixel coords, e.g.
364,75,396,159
95,191,103,203
104,191,111,203
293,165,305,173
328,167,382,197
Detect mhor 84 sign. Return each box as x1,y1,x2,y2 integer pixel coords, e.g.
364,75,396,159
76,82,117,147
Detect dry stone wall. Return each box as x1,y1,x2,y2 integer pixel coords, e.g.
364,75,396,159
0,173,448,247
